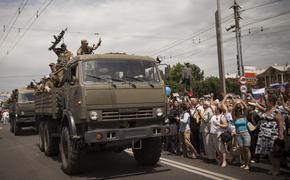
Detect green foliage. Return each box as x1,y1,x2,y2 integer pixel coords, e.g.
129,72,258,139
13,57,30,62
193,77,221,98
168,62,204,92
167,62,240,98
226,78,240,95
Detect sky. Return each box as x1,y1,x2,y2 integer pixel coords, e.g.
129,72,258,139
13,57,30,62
0,0,289,91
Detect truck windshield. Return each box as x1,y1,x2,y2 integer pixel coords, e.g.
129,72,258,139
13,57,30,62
18,92,34,103
82,60,161,83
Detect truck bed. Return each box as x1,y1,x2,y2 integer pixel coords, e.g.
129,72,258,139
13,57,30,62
35,89,61,119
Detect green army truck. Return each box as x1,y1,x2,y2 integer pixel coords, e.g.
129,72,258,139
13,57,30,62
35,53,176,174
9,88,36,135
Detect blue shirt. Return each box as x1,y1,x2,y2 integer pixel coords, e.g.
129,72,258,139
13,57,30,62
234,118,248,133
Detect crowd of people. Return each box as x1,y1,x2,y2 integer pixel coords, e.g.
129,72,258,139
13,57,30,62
164,90,290,176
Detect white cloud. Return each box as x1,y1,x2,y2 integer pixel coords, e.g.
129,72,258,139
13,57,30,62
0,0,289,90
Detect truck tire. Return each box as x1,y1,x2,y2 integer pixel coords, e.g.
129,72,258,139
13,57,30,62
43,121,59,156
14,121,21,136
59,126,83,175
133,137,162,165
38,121,45,152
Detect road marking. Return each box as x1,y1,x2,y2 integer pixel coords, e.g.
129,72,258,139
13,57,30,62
160,160,225,180
160,158,239,180
125,150,239,180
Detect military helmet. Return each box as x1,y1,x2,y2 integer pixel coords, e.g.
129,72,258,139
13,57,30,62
81,39,88,44
61,43,67,48
49,62,55,67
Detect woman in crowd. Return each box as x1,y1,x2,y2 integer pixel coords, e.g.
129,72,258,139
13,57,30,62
232,98,251,170
209,105,228,167
254,94,286,176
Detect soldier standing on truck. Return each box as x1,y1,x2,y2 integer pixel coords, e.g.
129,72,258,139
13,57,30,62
77,38,102,55
52,43,73,70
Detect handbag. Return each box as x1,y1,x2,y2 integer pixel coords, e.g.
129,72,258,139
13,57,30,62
247,122,256,132
220,131,232,143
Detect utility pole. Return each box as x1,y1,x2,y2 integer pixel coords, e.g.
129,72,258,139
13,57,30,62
227,0,244,76
215,0,226,95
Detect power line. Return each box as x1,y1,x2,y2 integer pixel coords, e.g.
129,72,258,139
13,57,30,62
244,0,285,11
148,14,233,56
243,9,290,27
166,22,290,62
0,0,54,63
0,0,29,50
149,0,288,58
0,25,100,35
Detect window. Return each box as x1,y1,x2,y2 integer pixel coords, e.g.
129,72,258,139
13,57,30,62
18,92,34,103
70,64,78,82
82,59,160,83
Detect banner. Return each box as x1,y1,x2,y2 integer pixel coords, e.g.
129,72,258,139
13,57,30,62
252,88,265,99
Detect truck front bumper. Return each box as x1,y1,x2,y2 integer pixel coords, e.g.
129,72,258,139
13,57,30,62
84,124,177,143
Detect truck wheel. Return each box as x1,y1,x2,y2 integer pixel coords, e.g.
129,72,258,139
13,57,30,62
43,121,59,156
14,121,21,136
10,118,14,133
38,121,45,152
133,137,162,165
59,126,83,175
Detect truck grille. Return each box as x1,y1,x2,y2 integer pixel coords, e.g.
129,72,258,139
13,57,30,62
22,110,35,117
102,108,153,121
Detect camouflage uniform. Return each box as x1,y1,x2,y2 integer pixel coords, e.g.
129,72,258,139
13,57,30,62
49,63,56,73
77,39,101,55
53,44,73,70
55,50,73,70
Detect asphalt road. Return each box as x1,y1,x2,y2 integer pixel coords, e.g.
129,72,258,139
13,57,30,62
0,124,289,180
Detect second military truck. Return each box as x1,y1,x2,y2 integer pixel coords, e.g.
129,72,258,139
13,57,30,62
35,53,176,174
9,88,36,135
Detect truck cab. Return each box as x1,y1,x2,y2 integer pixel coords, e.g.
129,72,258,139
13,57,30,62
9,88,35,135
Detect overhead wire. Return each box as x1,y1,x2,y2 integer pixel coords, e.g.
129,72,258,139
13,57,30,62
152,0,290,60
0,0,54,63
0,0,29,50
149,15,233,57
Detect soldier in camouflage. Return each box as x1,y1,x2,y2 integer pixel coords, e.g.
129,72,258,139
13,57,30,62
77,38,102,55
52,43,73,70
49,63,56,73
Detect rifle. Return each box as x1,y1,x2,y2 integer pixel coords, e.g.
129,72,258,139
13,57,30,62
48,28,68,51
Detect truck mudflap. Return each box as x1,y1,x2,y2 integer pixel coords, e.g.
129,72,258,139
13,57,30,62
84,124,177,143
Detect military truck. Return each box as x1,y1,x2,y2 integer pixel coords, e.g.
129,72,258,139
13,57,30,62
35,53,176,174
9,88,35,135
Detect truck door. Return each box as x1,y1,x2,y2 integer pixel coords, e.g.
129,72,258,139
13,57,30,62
64,63,82,120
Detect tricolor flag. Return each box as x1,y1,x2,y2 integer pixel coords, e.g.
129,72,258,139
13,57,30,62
252,88,265,100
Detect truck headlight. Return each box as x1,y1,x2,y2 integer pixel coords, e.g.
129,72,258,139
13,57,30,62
156,108,163,117
89,111,98,120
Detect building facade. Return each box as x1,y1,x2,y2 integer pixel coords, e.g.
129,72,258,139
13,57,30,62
256,65,290,88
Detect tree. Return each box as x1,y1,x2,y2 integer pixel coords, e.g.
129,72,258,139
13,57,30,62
167,62,240,98
226,78,240,95
168,62,204,92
